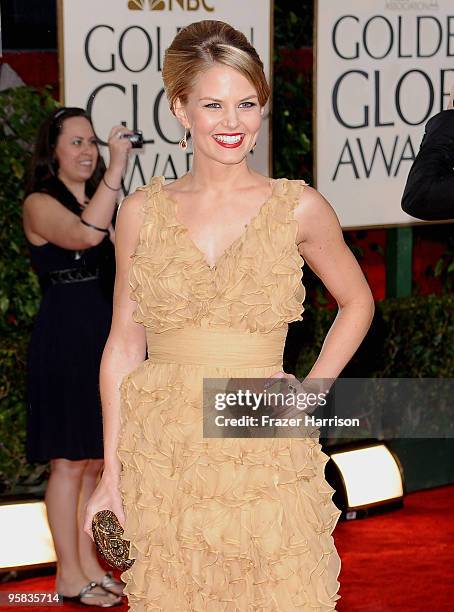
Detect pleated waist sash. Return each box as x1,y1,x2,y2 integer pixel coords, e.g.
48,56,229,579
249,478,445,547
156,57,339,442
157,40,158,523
146,327,287,368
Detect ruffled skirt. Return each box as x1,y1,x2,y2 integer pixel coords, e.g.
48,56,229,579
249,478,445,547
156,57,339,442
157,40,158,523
118,360,341,611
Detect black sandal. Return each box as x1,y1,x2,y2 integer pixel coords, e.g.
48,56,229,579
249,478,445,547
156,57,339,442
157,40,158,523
58,581,122,607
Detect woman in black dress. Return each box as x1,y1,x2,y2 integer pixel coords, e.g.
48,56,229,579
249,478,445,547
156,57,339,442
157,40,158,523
22,107,133,606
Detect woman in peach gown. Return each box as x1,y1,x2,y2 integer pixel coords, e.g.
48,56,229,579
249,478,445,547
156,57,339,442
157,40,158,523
85,20,374,611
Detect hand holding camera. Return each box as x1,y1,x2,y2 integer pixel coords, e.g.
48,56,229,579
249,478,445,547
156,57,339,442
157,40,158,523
107,125,144,171
104,125,144,187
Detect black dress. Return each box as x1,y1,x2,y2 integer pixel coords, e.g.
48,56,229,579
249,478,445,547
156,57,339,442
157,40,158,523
26,178,115,463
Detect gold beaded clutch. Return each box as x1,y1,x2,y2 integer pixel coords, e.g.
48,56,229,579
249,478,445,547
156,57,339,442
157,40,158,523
92,510,135,571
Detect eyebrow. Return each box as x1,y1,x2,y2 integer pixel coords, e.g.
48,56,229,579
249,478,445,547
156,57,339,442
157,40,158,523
198,95,259,102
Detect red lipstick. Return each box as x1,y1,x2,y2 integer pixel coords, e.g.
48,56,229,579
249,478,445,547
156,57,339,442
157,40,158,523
212,133,245,149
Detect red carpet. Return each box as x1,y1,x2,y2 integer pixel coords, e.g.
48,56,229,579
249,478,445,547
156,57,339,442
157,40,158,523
1,485,453,611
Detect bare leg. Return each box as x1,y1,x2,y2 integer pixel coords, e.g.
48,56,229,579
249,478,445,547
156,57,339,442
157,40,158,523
78,459,125,595
45,458,121,605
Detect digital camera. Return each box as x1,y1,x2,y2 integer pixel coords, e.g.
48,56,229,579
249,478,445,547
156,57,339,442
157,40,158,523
124,130,144,149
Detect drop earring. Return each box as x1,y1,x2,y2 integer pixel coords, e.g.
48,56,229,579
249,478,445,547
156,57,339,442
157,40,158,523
250,142,257,154
179,128,188,150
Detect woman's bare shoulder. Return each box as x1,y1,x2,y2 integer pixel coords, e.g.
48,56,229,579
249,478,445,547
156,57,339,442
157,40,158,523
116,188,147,217
292,183,343,244
23,191,61,210
295,184,339,218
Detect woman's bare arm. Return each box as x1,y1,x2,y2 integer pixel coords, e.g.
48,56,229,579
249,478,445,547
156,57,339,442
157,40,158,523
100,191,147,479
23,189,119,250
295,186,374,380
83,189,147,534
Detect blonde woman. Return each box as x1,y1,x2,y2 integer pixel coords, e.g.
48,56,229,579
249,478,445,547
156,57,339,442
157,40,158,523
85,20,374,611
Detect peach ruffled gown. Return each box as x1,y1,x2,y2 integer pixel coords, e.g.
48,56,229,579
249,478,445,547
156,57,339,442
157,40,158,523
118,176,341,611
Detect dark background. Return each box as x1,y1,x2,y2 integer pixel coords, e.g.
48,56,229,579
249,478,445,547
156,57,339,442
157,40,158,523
2,0,57,50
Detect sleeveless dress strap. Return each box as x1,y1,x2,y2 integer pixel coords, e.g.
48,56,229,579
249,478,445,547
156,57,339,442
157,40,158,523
136,175,165,195
285,178,308,213
270,178,308,223
134,175,165,216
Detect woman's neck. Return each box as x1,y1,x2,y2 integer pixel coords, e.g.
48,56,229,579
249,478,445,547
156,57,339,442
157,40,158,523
185,156,259,192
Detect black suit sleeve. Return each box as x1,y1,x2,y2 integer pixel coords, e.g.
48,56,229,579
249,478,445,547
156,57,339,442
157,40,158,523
401,110,454,221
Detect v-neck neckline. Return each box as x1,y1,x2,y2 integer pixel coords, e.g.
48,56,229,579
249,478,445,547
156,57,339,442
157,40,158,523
159,176,280,272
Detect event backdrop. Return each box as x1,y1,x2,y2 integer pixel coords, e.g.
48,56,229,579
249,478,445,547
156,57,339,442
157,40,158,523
315,0,454,228
58,0,272,193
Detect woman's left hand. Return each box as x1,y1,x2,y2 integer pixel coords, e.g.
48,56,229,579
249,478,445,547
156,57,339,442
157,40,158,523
263,372,328,417
264,370,297,390
262,371,297,416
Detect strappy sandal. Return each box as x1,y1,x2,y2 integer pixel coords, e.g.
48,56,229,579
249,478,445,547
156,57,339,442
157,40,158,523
97,572,126,597
59,580,122,607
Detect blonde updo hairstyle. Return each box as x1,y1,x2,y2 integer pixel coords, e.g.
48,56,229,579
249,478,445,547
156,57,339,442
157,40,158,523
162,20,270,114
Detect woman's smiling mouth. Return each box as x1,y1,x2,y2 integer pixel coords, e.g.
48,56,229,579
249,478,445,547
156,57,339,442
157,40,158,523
212,133,245,148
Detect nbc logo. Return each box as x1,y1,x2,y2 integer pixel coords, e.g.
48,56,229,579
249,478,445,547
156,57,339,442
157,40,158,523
128,0,214,10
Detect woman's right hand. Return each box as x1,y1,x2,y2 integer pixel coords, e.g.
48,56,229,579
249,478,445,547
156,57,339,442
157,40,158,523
106,125,133,175
83,472,125,541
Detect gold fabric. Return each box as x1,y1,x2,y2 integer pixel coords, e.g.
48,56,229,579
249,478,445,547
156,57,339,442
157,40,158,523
118,176,341,611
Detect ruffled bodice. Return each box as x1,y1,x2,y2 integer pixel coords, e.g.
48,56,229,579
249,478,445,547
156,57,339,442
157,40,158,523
128,176,306,334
